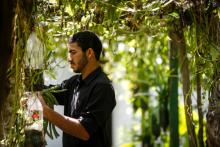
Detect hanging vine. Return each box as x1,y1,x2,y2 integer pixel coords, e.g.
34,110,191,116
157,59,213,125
1,0,220,146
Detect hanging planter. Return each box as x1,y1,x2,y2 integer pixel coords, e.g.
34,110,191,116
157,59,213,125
23,31,60,147
23,92,45,147
23,31,45,147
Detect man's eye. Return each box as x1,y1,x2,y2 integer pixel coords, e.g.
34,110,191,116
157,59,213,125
69,51,76,55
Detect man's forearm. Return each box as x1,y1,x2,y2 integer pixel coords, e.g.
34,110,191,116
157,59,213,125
43,105,90,141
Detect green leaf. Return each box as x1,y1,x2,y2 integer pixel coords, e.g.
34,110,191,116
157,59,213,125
168,12,179,19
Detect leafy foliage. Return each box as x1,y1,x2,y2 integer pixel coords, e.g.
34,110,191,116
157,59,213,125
2,0,220,146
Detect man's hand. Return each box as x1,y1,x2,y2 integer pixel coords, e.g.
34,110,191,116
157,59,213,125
36,91,50,119
20,97,28,108
20,92,32,108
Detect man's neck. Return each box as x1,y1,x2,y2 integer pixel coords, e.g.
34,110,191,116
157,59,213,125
81,62,100,80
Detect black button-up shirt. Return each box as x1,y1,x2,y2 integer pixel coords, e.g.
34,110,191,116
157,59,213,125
53,67,116,147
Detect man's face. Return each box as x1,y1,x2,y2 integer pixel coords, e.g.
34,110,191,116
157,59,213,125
68,42,88,73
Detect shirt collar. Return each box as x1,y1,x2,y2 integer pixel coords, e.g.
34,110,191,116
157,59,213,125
81,66,102,85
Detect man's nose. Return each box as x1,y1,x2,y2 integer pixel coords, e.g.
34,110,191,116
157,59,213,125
67,55,72,62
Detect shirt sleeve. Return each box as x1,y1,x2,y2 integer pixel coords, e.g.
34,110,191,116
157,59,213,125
79,83,116,136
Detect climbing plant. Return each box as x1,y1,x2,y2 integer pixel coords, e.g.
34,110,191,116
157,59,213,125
1,0,220,146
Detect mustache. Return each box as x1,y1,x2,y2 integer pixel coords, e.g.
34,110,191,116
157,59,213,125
69,61,75,64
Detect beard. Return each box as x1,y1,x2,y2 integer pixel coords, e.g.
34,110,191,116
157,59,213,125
73,53,88,73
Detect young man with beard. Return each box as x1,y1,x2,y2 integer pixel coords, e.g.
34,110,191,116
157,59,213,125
38,31,116,147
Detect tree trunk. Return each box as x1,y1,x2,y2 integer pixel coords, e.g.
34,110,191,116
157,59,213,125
0,0,34,144
0,0,17,140
206,66,220,146
195,24,204,147
196,72,204,147
170,24,198,147
206,14,220,147
168,30,179,147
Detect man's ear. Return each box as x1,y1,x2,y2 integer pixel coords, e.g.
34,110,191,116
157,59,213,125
87,48,94,59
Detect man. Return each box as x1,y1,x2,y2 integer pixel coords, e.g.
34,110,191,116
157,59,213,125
38,31,116,147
